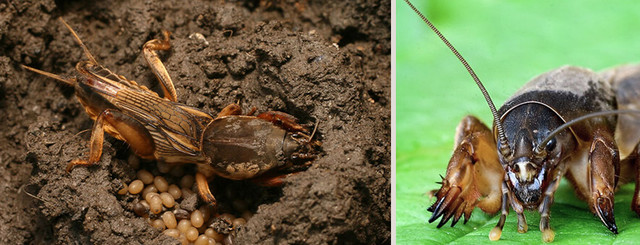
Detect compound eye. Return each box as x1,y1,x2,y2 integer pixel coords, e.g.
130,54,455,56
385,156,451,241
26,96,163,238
545,138,557,152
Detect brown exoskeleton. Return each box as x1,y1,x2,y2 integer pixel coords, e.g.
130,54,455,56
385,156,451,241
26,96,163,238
23,18,320,207
406,0,640,242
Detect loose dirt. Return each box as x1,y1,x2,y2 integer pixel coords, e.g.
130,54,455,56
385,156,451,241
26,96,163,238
0,0,390,244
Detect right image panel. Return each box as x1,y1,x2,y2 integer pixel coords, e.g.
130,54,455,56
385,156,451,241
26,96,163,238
396,1,640,244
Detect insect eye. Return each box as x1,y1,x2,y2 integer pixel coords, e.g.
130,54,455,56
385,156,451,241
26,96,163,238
545,138,557,152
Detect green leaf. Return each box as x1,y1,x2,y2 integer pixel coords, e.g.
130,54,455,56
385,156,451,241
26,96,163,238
397,0,640,244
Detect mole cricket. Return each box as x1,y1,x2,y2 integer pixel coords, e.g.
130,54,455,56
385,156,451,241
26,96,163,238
405,0,640,242
22,18,321,209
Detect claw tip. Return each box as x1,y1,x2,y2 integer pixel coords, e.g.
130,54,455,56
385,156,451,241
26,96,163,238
436,219,447,228
427,214,437,223
450,215,461,227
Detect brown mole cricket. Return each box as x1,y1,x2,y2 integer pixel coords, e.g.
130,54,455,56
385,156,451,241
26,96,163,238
23,18,321,207
405,0,640,242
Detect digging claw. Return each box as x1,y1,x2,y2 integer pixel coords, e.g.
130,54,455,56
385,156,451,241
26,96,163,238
450,202,466,227
428,196,447,223
463,211,471,224
450,214,461,227
437,212,452,228
427,186,465,227
596,197,618,234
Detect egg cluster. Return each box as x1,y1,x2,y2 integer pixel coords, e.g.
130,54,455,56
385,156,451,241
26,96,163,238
119,155,251,245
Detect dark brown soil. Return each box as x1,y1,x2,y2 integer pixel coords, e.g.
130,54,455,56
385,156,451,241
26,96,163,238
0,0,390,244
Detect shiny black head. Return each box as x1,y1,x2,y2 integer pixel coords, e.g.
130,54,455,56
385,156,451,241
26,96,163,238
498,103,576,208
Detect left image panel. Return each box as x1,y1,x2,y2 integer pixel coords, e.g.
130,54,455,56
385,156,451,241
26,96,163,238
3,1,390,243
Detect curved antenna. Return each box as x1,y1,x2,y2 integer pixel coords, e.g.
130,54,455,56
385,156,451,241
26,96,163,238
404,0,512,158
59,17,98,65
535,109,640,153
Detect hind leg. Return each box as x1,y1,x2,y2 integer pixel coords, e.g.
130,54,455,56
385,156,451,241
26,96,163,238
67,109,155,172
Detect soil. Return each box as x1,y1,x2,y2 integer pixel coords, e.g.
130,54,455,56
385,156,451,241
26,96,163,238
0,0,390,244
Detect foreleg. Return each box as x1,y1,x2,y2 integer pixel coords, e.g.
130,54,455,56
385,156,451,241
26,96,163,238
428,115,504,227
143,31,177,102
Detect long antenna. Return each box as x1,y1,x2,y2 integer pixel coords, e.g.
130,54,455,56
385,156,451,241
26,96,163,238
404,0,512,159
58,17,98,65
21,65,76,86
535,109,640,153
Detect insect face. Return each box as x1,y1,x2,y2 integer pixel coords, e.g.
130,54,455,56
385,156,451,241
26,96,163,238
499,104,577,208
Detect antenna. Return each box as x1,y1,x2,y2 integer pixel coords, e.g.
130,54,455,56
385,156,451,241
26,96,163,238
21,65,76,86
58,17,98,65
404,0,512,159
535,109,640,153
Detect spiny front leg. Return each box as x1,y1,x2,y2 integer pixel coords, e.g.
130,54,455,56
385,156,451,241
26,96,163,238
143,30,177,102
567,128,619,234
429,116,503,228
587,128,619,234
